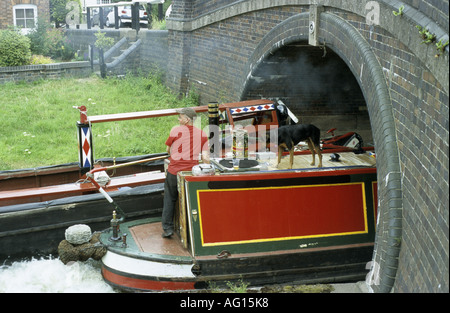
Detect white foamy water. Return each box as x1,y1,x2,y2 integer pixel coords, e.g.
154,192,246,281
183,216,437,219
0,257,116,293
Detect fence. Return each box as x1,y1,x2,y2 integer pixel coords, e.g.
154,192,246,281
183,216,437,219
84,0,165,32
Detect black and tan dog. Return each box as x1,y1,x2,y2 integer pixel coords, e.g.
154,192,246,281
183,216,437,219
277,124,323,169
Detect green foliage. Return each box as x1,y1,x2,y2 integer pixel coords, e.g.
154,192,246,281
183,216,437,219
435,38,449,57
0,29,31,67
150,13,166,30
422,32,436,44
30,55,53,64
50,0,81,25
207,279,249,293
27,19,52,56
27,19,75,61
226,279,249,293
94,31,115,50
44,28,64,57
416,25,436,44
392,5,404,16
436,39,449,52
50,0,70,24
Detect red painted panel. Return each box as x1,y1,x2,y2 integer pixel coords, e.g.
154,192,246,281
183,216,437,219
198,183,367,245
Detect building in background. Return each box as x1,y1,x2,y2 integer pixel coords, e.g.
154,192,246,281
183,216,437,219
81,0,112,13
0,0,50,33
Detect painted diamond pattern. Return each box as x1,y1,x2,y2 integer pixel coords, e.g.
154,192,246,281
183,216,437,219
83,139,90,156
80,126,92,168
231,103,275,115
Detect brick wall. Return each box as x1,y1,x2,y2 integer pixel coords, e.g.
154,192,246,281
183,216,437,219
0,0,50,29
168,5,304,103
65,28,169,76
166,0,449,293
402,0,449,33
326,5,449,293
139,30,169,75
1,28,169,83
0,62,91,84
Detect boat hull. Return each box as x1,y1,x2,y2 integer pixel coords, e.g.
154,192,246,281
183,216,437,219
0,184,163,261
100,241,374,292
102,251,197,291
0,154,167,261
99,218,374,292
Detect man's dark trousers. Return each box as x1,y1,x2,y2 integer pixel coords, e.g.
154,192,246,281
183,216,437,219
162,172,178,233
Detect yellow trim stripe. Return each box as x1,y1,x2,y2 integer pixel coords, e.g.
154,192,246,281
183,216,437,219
195,182,369,247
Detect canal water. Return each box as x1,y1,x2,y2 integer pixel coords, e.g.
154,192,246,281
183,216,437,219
0,256,116,293
0,256,368,293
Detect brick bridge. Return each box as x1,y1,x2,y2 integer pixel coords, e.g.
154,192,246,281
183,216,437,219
163,0,448,293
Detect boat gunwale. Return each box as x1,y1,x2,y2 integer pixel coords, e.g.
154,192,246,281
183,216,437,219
100,238,374,291
101,255,371,285
100,217,195,264
101,217,375,262
185,164,377,182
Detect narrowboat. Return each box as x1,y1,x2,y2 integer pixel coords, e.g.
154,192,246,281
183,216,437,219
1,98,376,289
0,154,167,261
95,100,377,291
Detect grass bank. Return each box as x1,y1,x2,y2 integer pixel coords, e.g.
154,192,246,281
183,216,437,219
0,75,199,171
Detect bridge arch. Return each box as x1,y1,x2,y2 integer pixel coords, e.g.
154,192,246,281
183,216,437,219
167,0,449,293
239,12,401,292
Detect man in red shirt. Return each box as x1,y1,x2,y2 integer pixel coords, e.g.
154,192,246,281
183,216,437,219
162,107,209,238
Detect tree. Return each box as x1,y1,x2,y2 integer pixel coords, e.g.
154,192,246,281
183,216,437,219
50,0,81,27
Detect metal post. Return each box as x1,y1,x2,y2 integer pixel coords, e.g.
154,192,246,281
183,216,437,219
114,6,119,29
132,2,140,33
147,3,152,29
131,2,137,30
158,3,163,20
208,102,220,158
89,44,94,70
99,48,106,78
136,4,140,34
87,7,91,29
99,7,104,29
110,211,121,241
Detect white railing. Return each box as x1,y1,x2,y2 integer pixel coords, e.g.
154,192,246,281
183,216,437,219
84,0,165,30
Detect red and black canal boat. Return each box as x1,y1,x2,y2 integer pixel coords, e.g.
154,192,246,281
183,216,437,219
96,100,377,291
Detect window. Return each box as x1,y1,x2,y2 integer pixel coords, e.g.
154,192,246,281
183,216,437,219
13,4,37,33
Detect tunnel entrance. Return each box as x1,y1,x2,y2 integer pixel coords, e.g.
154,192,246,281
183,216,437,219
243,42,373,144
